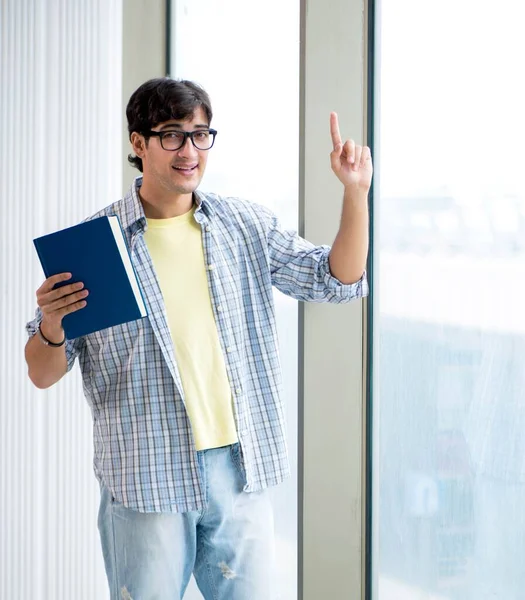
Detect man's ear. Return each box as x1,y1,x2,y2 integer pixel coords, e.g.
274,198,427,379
131,132,146,157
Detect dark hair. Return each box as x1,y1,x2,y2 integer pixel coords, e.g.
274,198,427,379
126,77,213,172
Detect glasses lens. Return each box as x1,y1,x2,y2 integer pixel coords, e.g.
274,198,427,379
160,132,185,150
192,130,215,150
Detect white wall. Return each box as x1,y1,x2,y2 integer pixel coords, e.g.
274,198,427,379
0,1,122,598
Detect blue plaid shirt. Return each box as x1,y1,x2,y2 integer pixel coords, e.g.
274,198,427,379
27,176,368,513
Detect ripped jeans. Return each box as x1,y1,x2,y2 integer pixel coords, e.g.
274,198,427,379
98,444,275,600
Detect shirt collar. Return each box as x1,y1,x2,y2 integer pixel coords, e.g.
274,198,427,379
118,175,214,233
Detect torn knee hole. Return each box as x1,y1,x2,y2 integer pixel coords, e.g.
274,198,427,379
218,561,237,580
121,586,133,600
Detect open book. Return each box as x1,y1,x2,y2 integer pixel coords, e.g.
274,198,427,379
33,215,147,339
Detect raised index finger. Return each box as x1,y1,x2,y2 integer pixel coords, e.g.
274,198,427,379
330,112,342,150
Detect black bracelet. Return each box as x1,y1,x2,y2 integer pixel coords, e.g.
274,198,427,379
37,323,66,347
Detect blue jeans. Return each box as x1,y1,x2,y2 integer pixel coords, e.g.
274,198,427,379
98,444,275,599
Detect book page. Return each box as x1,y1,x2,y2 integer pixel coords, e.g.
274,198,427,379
108,216,147,316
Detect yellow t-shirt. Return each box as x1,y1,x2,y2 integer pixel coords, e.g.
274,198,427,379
144,207,238,450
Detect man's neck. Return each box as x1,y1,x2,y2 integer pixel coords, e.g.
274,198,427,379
138,184,194,219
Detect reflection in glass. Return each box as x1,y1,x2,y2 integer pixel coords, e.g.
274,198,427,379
373,1,525,599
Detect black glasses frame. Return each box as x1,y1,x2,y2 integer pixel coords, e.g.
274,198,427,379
145,129,218,151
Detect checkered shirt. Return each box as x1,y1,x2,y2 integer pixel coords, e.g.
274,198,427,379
26,176,368,512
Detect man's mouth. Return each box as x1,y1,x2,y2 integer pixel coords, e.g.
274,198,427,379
172,164,198,175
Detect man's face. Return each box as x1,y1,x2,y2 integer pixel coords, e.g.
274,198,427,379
133,106,211,197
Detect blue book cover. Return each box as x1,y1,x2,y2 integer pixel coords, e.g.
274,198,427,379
33,215,147,339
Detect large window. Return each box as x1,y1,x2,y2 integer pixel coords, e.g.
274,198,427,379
372,1,525,599
170,1,300,598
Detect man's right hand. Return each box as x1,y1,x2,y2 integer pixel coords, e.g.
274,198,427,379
37,273,89,342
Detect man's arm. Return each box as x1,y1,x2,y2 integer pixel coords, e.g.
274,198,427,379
25,323,68,389
327,112,373,284
25,272,88,389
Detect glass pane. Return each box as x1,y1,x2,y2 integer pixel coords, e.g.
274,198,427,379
373,1,525,599
170,1,299,598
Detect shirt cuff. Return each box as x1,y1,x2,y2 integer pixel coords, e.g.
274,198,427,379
26,309,79,373
320,253,369,300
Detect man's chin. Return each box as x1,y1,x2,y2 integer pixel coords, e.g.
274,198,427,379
179,183,200,195
171,178,202,195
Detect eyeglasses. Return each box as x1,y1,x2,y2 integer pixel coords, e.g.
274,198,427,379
145,129,217,151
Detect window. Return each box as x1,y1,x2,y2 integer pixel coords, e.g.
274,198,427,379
169,1,299,598
372,1,525,599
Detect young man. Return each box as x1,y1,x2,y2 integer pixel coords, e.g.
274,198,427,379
25,78,372,600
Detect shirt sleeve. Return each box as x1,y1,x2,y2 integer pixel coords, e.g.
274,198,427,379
26,308,85,373
266,211,369,303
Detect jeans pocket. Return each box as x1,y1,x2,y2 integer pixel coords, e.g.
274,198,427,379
230,442,246,480
107,488,124,510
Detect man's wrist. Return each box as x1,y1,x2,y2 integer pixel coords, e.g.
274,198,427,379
343,185,369,207
39,321,65,346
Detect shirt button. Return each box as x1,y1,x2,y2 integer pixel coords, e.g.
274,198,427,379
226,347,233,353
217,305,223,312
208,264,215,270
235,388,242,395
206,226,211,232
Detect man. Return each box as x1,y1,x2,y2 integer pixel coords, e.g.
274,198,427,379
25,77,372,600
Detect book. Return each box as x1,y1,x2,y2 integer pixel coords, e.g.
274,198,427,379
33,215,147,339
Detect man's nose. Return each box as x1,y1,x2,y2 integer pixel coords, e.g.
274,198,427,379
177,136,198,158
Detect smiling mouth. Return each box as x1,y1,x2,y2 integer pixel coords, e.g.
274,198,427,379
172,164,198,174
